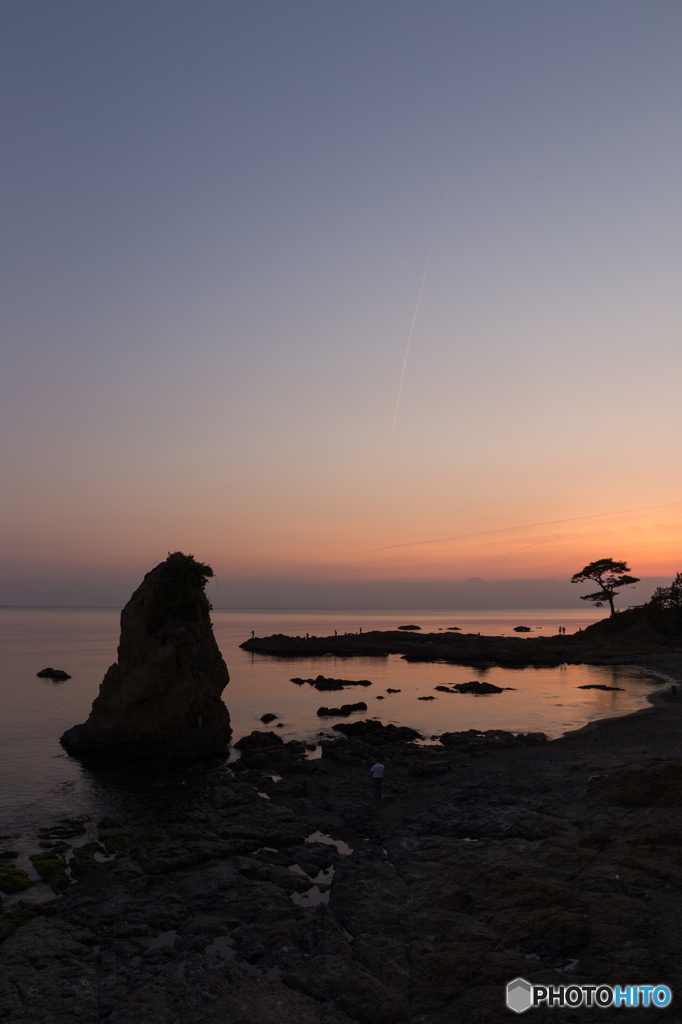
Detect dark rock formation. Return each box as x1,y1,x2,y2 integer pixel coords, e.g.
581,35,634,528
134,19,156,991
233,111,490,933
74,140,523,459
453,680,509,694
60,552,231,760
513,625,532,632
6,672,682,1024
440,728,548,748
577,684,624,691
586,760,682,806
330,720,420,743
291,676,372,690
317,702,367,717
234,730,308,771
37,667,71,680
260,713,278,723
397,624,420,630
241,621,682,667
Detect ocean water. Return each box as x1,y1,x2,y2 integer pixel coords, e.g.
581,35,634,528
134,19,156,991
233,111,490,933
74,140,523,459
0,607,666,861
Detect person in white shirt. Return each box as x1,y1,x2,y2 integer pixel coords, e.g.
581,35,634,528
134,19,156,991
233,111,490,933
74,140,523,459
370,761,384,799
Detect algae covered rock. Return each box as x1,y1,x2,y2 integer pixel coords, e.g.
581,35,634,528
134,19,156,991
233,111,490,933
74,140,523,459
0,862,34,895
68,842,106,879
60,552,231,761
29,852,69,892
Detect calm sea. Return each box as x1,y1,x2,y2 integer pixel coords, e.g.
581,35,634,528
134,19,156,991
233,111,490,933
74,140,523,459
0,606,666,883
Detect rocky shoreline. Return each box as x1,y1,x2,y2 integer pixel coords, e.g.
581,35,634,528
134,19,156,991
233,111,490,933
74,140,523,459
240,624,682,668
3,656,682,1023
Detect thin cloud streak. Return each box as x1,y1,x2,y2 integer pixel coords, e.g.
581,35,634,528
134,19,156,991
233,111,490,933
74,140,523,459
369,501,682,553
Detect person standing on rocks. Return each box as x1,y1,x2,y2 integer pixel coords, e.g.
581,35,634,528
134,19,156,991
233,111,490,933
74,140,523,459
370,760,384,799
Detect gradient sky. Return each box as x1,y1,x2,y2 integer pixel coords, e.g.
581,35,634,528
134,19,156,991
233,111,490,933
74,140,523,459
1,1,681,601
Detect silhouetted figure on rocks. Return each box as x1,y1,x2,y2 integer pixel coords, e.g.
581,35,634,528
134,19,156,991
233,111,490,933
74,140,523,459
370,760,384,799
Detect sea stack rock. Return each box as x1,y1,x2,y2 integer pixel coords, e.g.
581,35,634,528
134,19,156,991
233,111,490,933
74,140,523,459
60,552,231,760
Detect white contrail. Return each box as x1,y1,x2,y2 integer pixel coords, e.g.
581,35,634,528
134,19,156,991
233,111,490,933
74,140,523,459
392,180,452,433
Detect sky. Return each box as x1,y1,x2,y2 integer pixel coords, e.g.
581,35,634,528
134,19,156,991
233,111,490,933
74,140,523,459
1,1,681,605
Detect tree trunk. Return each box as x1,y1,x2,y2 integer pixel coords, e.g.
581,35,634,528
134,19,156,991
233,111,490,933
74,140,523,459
607,592,615,617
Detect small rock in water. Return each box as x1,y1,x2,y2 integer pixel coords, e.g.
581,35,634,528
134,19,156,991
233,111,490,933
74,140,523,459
386,688,401,693
291,675,372,690
453,680,511,694
577,684,625,691
260,713,278,723
417,695,436,700
397,624,421,631
37,667,71,680
513,626,532,632
317,702,367,717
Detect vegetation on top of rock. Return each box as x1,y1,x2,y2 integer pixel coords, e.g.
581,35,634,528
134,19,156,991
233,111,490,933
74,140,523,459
583,570,682,639
571,557,640,617
146,551,214,637
651,572,682,611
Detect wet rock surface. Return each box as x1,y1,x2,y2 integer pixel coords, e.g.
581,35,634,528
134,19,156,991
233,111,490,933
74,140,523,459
5,673,682,1022
60,553,231,761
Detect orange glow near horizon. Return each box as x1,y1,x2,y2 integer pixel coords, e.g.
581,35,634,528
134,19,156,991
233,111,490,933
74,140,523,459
4,497,680,588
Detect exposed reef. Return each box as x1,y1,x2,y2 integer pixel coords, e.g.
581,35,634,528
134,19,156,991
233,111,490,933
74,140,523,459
240,611,682,668
60,552,231,761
